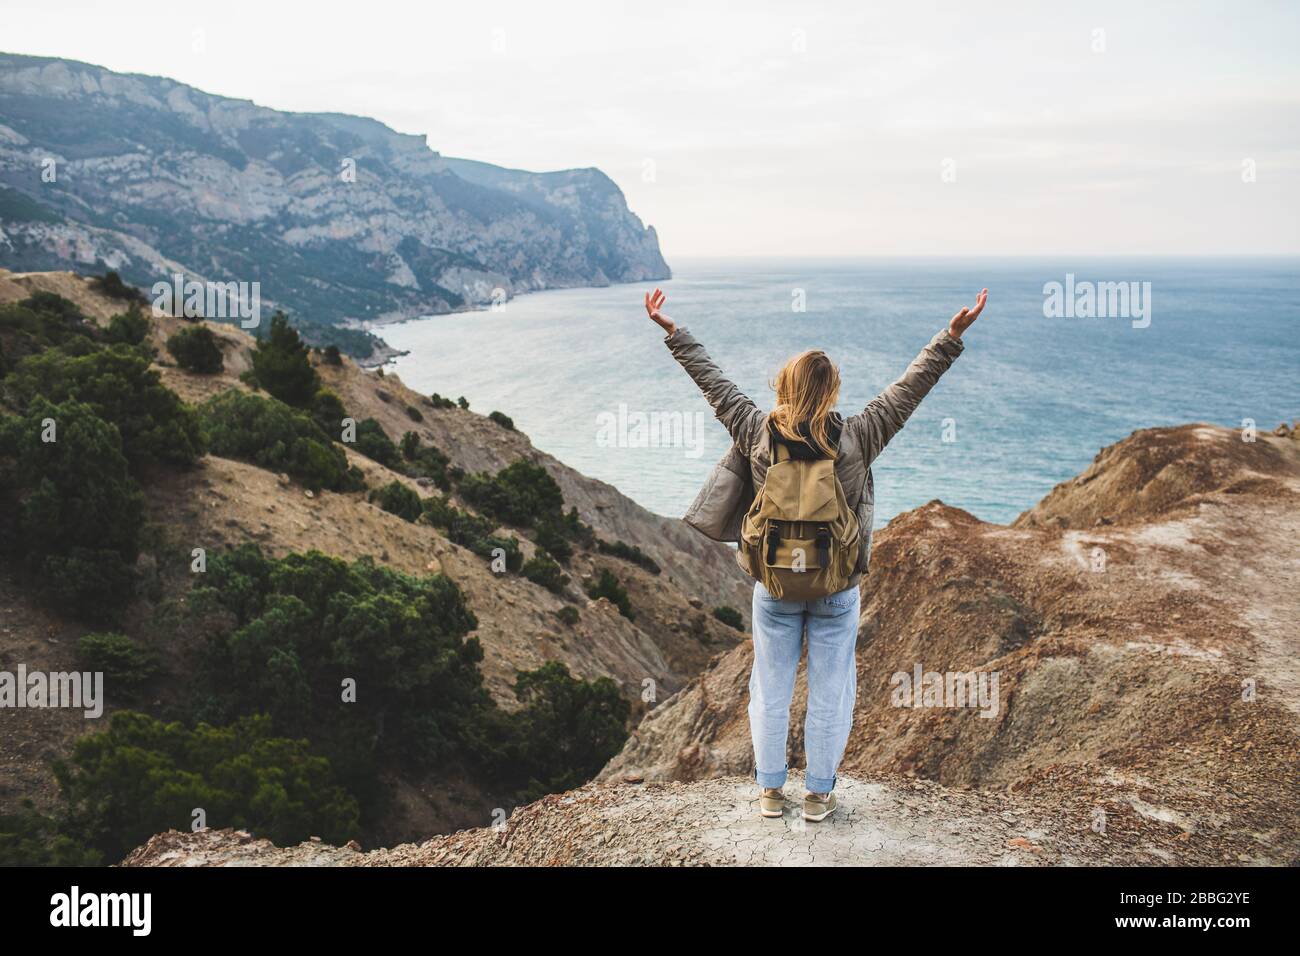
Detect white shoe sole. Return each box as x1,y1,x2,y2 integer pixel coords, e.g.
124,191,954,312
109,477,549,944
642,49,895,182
803,806,834,822
760,807,784,818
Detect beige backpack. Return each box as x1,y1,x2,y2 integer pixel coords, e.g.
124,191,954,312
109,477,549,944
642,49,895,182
736,433,860,600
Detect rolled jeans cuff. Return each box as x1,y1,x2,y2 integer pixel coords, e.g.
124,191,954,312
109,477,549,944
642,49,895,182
755,766,788,788
805,772,836,794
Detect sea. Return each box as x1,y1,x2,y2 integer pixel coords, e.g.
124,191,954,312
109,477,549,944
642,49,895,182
384,257,1297,527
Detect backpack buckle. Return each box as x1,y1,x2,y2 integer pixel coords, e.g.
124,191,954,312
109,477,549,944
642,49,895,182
765,524,781,565
815,526,831,568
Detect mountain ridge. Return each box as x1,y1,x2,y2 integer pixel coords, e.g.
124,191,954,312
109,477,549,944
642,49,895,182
0,53,669,360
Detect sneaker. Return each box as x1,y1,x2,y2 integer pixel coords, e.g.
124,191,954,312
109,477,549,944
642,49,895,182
803,791,837,822
759,787,785,818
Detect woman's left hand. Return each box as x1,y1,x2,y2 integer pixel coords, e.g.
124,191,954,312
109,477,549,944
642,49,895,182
645,288,676,335
948,288,988,340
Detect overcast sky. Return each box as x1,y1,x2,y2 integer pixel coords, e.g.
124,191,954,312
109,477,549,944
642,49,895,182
5,0,1299,257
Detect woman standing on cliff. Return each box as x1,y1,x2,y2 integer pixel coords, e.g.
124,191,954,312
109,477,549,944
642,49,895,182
644,286,987,820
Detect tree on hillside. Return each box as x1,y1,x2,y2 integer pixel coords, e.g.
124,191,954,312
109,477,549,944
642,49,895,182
352,417,401,468
166,325,223,373
53,711,360,862
106,308,151,347
92,271,147,305
459,460,564,528
4,344,205,469
199,391,360,492
0,398,144,622
500,662,630,803
251,312,319,407
187,546,484,803
0,294,100,372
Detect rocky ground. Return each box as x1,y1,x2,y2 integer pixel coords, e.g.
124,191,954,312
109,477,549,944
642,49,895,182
116,772,1134,867
598,423,1300,865
126,760,1283,867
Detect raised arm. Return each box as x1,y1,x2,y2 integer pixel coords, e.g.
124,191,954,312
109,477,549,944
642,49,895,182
646,288,763,448
853,288,987,464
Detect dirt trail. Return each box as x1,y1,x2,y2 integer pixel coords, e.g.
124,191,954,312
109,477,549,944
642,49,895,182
121,772,1149,867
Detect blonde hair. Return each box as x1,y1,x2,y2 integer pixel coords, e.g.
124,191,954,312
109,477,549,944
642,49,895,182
769,349,840,455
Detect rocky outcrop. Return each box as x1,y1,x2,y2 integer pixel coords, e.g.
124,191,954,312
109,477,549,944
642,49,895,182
0,54,669,359
122,765,1281,866
598,423,1300,864
1014,423,1300,529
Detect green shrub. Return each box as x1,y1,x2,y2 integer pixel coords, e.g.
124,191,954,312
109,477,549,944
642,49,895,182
420,494,482,535
555,606,580,627
0,291,97,357
76,632,160,696
92,271,147,305
428,393,456,410
322,344,342,366
489,410,514,430
498,662,629,803
405,441,450,490
521,554,568,593
596,539,661,575
405,405,423,423
351,417,401,469
188,546,483,801
310,389,348,440
420,496,521,570
459,460,564,528
0,398,143,622
53,711,360,863
106,308,150,346
586,569,634,620
4,344,205,469
0,801,101,866
370,480,423,522
200,391,358,492
712,606,744,631
533,519,574,562
472,534,524,572
250,312,320,407
166,324,224,373
564,507,596,546
399,433,452,489
456,396,469,410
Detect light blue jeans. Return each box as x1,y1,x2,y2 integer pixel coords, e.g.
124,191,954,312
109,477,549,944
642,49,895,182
749,580,860,795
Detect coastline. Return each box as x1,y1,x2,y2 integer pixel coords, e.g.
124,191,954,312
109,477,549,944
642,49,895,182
360,274,670,368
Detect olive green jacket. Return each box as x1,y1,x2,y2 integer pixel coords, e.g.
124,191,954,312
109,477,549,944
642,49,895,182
665,326,965,582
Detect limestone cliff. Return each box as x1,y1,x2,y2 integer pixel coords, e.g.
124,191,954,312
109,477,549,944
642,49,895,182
0,54,669,360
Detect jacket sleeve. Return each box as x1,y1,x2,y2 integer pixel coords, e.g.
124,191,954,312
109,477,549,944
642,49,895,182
850,328,965,464
664,326,764,449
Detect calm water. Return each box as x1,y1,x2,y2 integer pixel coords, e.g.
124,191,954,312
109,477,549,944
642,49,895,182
385,258,1298,526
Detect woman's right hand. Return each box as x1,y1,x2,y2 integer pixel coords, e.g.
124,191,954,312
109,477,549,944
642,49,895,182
948,288,988,340
644,288,676,335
